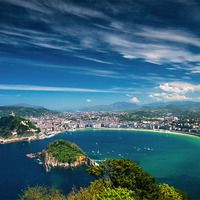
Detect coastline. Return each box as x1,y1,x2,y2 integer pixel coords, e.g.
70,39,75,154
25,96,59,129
0,130,63,144
26,150,98,172
74,127,200,139
0,136,37,144
1,127,199,144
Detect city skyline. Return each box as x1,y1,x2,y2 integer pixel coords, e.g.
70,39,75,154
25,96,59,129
0,0,200,109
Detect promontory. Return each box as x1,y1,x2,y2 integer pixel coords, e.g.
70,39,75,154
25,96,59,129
0,114,40,144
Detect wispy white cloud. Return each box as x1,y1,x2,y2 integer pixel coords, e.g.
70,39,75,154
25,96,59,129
49,1,111,20
136,27,200,48
130,97,140,103
1,0,200,97
150,81,200,101
1,0,110,21
149,92,189,101
86,99,92,103
75,55,113,65
190,65,200,74
1,0,51,14
35,63,124,79
0,84,135,94
159,82,200,94
2,0,200,70
102,32,200,65
78,69,125,79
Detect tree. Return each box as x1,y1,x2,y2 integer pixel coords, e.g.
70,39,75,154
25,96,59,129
67,179,112,200
95,187,136,200
158,184,185,200
88,159,159,199
18,186,66,200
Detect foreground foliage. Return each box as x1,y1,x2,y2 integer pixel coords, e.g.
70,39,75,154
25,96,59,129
88,159,160,199
19,159,188,200
69,159,187,200
18,186,65,200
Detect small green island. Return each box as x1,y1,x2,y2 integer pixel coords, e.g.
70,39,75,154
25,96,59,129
27,139,97,171
0,114,40,143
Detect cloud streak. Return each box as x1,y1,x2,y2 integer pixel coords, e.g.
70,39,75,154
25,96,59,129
0,84,134,94
136,27,200,48
102,31,200,65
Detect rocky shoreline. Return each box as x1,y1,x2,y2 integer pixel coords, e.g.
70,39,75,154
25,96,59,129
0,136,37,144
26,151,98,172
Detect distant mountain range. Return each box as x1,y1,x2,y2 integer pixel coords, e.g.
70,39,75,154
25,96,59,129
10,103,44,109
119,101,200,120
140,101,200,113
78,102,140,112
0,105,59,117
76,101,200,112
0,101,200,116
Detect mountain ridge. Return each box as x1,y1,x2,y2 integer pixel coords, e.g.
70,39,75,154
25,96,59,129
77,101,140,112
68,101,200,112
0,105,59,117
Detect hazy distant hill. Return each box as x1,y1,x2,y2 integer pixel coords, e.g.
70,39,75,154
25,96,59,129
120,101,200,121
80,102,139,112
140,101,200,113
11,103,43,109
0,106,59,117
69,101,200,113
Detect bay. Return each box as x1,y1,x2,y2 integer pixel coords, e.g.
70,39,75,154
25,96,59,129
0,130,200,199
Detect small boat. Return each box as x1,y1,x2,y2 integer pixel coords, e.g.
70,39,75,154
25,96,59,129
38,161,43,165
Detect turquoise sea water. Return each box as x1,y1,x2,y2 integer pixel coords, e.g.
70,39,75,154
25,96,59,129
0,130,200,200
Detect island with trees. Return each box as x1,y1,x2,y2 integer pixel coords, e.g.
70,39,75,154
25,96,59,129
27,139,97,171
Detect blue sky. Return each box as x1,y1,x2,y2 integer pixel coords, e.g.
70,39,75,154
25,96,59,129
0,0,200,109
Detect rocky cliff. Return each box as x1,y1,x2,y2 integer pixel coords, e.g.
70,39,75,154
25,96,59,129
42,150,97,172
27,139,98,172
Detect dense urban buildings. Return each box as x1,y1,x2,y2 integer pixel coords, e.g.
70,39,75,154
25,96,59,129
29,111,200,139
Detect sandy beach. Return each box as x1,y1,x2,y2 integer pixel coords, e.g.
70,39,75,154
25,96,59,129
75,127,200,139
1,127,199,144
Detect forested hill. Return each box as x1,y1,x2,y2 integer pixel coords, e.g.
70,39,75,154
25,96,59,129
0,115,40,138
0,106,59,117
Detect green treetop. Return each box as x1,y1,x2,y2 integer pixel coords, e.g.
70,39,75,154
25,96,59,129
46,139,85,163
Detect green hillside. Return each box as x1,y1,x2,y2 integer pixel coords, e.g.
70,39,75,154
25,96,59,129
46,139,85,163
0,115,40,138
0,106,59,117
